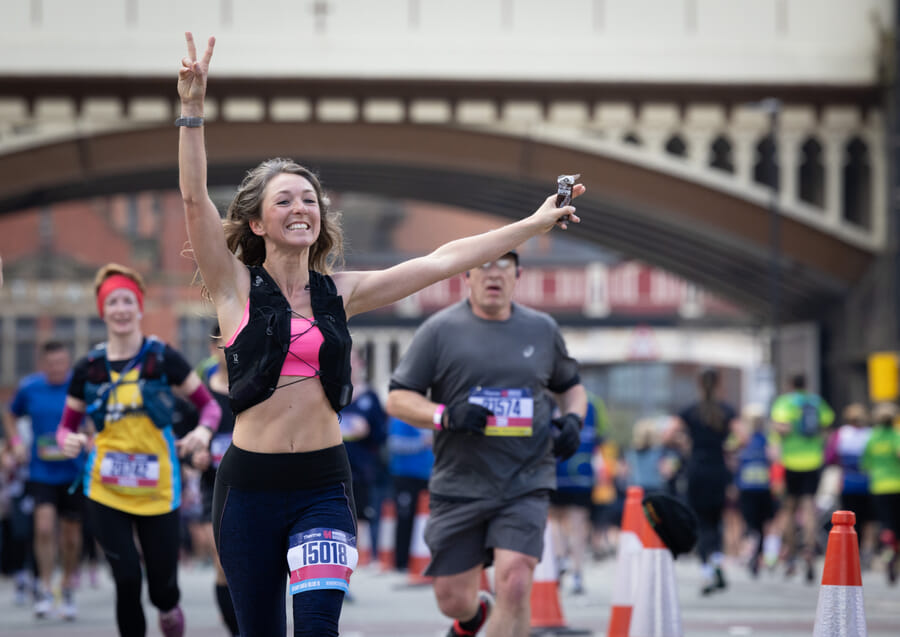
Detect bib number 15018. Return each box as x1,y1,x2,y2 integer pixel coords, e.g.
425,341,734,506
302,540,349,566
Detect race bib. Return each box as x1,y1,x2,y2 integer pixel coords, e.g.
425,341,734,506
739,463,770,487
468,387,534,437
99,452,160,488
210,433,232,469
287,528,358,594
36,433,67,461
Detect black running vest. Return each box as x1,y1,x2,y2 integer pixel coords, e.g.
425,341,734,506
224,266,353,415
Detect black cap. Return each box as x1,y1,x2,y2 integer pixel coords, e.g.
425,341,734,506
641,492,698,558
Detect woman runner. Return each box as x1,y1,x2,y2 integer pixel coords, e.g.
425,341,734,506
177,32,584,637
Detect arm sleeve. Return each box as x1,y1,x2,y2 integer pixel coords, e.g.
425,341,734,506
56,405,85,448
389,319,439,396
547,325,581,394
187,384,222,431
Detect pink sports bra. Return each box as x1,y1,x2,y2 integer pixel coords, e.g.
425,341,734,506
226,301,323,377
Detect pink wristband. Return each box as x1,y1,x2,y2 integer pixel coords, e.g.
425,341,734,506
188,384,222,432
57,405,85,448
433,404,445,430
10,434,21,447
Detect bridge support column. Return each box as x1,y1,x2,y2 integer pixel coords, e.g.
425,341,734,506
823,254,899,409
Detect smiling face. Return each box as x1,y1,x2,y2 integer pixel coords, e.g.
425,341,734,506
251,173,321,250
102,287,142,337
465,255,519,320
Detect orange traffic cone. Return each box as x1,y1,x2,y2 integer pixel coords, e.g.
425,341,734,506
628,503,682,637
813,510,867,637
529,523,591,636
407,490,432,585
607,486,645,637
357,519,372,567
377,499,397,572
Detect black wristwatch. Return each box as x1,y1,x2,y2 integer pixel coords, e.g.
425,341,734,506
174,116,204,128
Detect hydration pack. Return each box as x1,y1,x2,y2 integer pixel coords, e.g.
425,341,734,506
798,399,820,437
84,337,174,431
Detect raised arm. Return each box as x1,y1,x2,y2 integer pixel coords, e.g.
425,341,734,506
337,186,584,317
178,32,243,305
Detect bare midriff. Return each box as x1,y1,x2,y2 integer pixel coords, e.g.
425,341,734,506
231,376,342,453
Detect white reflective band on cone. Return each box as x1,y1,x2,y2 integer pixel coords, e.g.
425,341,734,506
628,548,682,637
610,530,642,606
813,586,867,637
533,524,558,582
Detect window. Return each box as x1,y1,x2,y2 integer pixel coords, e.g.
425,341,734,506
798,137,825,207
179,316,217,369
14,317,37,378
664,135,686,158
53,317,77,358
623,132,642,146
753,134,779,190
88,318,107,350
843,137,871,228
607,363,672,413
709,135,734,173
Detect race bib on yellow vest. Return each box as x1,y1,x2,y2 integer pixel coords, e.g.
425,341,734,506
99,452,160,488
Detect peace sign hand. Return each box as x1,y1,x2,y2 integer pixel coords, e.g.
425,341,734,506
178,32,215,109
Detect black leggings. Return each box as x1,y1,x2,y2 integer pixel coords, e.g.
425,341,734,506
87,499,180,637
392,476,429,570
692,506,724,563
213,444,356,637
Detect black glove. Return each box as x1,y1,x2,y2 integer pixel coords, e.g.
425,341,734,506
444,400,493,435
551,413,583,460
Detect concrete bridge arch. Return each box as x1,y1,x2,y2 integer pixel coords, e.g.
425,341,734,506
0,118,874,324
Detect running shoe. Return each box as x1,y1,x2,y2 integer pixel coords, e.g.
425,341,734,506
33,588,54,619
60,588,77,621
700,567,727,596
714,566,727,590
13,580,28,607
748,554,761,578
804,557,816,584
887,550,898,586
446,590,494,637
88,565,101,589
159,605,185,637
571,573,585,595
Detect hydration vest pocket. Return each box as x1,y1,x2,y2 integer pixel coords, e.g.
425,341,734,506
798,402,820,437
140,378,175,429
85,381,110,432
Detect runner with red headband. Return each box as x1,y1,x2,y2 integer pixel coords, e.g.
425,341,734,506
56,262,221,637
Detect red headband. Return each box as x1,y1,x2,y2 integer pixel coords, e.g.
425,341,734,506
96,274,144,317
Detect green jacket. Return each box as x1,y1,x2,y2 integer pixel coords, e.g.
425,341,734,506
770,391,834,471
861,426,900,494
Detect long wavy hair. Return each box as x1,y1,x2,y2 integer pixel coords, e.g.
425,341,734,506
222,158,344,273
698,367,726,431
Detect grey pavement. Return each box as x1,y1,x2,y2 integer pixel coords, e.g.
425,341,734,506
1,553,897,636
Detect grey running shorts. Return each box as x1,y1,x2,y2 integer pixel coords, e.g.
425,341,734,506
423,491,550,577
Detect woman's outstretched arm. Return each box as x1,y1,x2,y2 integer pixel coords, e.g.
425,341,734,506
338,186,584,317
